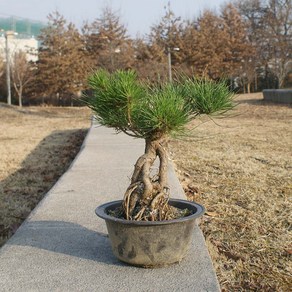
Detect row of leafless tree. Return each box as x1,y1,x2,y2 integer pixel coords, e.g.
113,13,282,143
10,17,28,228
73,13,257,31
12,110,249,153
0,0,291,106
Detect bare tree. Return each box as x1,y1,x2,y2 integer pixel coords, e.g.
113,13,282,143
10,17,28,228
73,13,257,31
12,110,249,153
263,0,292,87
0,56,5,101
235,0,292,88
234,0,267,90
10,51,35,107
0,56,4,79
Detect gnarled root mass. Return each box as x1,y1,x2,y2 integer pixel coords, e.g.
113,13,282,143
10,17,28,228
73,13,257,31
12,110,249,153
121,137,177,221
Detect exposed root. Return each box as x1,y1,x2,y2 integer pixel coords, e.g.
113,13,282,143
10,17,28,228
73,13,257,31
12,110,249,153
123,182,140,220
123,188,172,221
133,207,146,220
121,136,180,221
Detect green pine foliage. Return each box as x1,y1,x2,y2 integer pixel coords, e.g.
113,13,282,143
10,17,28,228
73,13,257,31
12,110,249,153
87,70,144,132
180,77,235,115
137,84,191,138
84,69,234,140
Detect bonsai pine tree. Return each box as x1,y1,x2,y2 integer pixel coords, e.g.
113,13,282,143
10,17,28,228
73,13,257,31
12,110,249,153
84,70,234,221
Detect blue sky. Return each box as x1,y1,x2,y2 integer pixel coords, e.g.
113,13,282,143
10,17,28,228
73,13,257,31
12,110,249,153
0,0,228,37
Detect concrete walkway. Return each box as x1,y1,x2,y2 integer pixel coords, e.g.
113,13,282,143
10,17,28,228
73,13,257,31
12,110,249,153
0,124,220,292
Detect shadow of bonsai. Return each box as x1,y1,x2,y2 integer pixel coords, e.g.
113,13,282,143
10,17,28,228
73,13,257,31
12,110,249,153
6,220,124,266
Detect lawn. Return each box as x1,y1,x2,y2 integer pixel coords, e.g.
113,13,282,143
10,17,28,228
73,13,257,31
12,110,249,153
170,93,291,291
0,93,291,291
0,104,91,246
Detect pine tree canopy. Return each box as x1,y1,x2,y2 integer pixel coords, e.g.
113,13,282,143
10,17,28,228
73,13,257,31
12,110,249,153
85,70,234,140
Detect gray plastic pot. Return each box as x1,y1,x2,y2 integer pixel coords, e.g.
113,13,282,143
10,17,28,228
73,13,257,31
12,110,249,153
95,199,205,268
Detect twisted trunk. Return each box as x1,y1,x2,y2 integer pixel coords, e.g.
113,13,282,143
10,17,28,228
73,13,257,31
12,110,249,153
123,136,171,221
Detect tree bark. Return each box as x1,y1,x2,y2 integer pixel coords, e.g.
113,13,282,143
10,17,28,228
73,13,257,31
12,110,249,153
123,136,170,220
247,82,251,94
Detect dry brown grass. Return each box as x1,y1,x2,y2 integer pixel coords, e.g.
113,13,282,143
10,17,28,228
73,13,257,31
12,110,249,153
170,93,292,291
0,104,91,246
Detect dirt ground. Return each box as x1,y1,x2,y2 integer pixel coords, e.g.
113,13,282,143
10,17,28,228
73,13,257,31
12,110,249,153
0,104,91,246
0,94,291,291
170,93,291,291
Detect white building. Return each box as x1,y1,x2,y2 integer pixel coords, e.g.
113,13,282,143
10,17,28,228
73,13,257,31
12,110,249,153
0,31,38,62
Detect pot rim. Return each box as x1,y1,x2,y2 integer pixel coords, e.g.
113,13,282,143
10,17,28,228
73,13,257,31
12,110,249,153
95,198,205,225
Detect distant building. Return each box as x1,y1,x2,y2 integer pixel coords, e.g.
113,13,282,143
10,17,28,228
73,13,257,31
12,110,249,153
0,16,45,38
0,32,38,62
0,16,44,63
